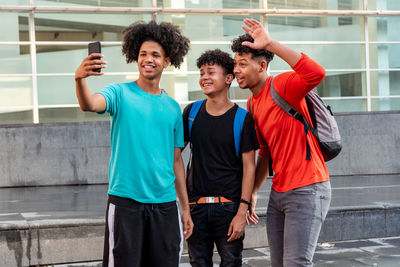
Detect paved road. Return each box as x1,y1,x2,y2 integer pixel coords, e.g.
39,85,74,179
53,237,400,267
180,237,400,267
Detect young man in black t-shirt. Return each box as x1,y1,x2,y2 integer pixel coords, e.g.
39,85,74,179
182,49,259,266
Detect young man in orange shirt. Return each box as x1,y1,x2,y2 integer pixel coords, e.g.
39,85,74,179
232,19,331,266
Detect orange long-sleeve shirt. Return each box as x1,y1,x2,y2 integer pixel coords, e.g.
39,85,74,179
248,53,329,192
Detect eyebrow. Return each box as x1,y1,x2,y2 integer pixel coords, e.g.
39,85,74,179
200,66,216,71
139,50,161,54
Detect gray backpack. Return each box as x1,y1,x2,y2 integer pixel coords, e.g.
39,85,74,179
270,78,342,161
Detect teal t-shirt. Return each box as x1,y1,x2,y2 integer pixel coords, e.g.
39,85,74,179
98,81,184,203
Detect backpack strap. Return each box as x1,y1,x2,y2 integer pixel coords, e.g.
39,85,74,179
269,78,317,160
188,99,205,141
233,107,248,157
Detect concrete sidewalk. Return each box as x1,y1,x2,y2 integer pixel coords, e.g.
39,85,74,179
181,236,400,267
48,236,400,267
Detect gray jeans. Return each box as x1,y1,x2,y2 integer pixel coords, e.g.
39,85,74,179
266,181,331,267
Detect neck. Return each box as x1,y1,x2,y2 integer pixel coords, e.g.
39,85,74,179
135,76,161,95
205,90,233,116
249,73,269,96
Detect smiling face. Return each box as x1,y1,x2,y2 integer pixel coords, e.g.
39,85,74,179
137,41,170,80
233,52,265,90
199,63,233,97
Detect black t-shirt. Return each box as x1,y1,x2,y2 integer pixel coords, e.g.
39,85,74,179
183,101,259,202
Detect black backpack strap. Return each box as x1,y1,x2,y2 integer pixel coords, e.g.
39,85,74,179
269,78,317,160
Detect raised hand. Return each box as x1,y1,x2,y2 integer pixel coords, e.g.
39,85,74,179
75,53,107,80
241,18,272,50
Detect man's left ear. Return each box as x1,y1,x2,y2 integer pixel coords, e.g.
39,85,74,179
164,57,171,68
259,60,267,72
226,74,234,85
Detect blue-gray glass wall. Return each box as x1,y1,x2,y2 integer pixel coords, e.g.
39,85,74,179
0,0,400,124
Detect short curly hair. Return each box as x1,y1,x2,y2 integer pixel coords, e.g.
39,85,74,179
122,20,190,68
231,34,274,63
196,49,234,76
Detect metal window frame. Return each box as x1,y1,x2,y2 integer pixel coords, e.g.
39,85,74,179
1,5,400,16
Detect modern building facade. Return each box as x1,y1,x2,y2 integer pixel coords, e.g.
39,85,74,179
0,0,399,124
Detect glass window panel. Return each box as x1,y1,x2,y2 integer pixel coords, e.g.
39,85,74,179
0,45,31,74
35,0,152,7
368,0,400,10
32,13,153,43
317,71,366,97
0,109,33,125
325,98,367,113
369,44,400,69
270,44,365,70
36,44,137,73
0,12,27,41
0,76,32,106
186,44,233,72
369,16,400,42
2,0,30,4
370,71,400,96
269,16,364,41
38,75,136,105
39,107,109,123
268,0,363,10
158,14,261,42
371,98,400,111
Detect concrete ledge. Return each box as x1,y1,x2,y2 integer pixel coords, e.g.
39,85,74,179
1,206,400,266
320,206,400,242
0,222,104,267
1,111,400,187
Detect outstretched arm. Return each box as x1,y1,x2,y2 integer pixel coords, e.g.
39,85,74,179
227,149,256,242
75,53,108,112
241,18,301,68
173,147,194,240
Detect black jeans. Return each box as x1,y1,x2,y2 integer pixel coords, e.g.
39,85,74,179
187,202,243,267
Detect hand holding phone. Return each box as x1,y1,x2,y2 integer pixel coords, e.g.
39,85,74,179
88,41,102,73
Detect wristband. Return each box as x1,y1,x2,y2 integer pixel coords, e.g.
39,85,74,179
240,198,252,209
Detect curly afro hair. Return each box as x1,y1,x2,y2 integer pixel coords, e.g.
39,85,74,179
231,34,274,63
196,49,234,76
122,20,190,68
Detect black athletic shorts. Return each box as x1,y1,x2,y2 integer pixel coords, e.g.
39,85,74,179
103,195,183,267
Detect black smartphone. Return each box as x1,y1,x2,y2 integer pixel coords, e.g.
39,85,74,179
88,41,101,72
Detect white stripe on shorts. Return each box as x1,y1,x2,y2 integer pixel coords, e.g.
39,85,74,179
107,203,116,267
176,202,184,260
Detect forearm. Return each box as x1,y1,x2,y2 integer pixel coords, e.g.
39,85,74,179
265,40,302,68
173,152,190,212
75,78,97,112
253,154,269,195
238,150,256,214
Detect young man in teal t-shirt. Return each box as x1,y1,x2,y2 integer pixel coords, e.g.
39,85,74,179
75,21,193,267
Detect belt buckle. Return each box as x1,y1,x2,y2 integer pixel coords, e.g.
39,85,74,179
206,197,215,203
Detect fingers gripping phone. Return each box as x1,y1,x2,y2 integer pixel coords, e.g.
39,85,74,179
88,41,101,72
